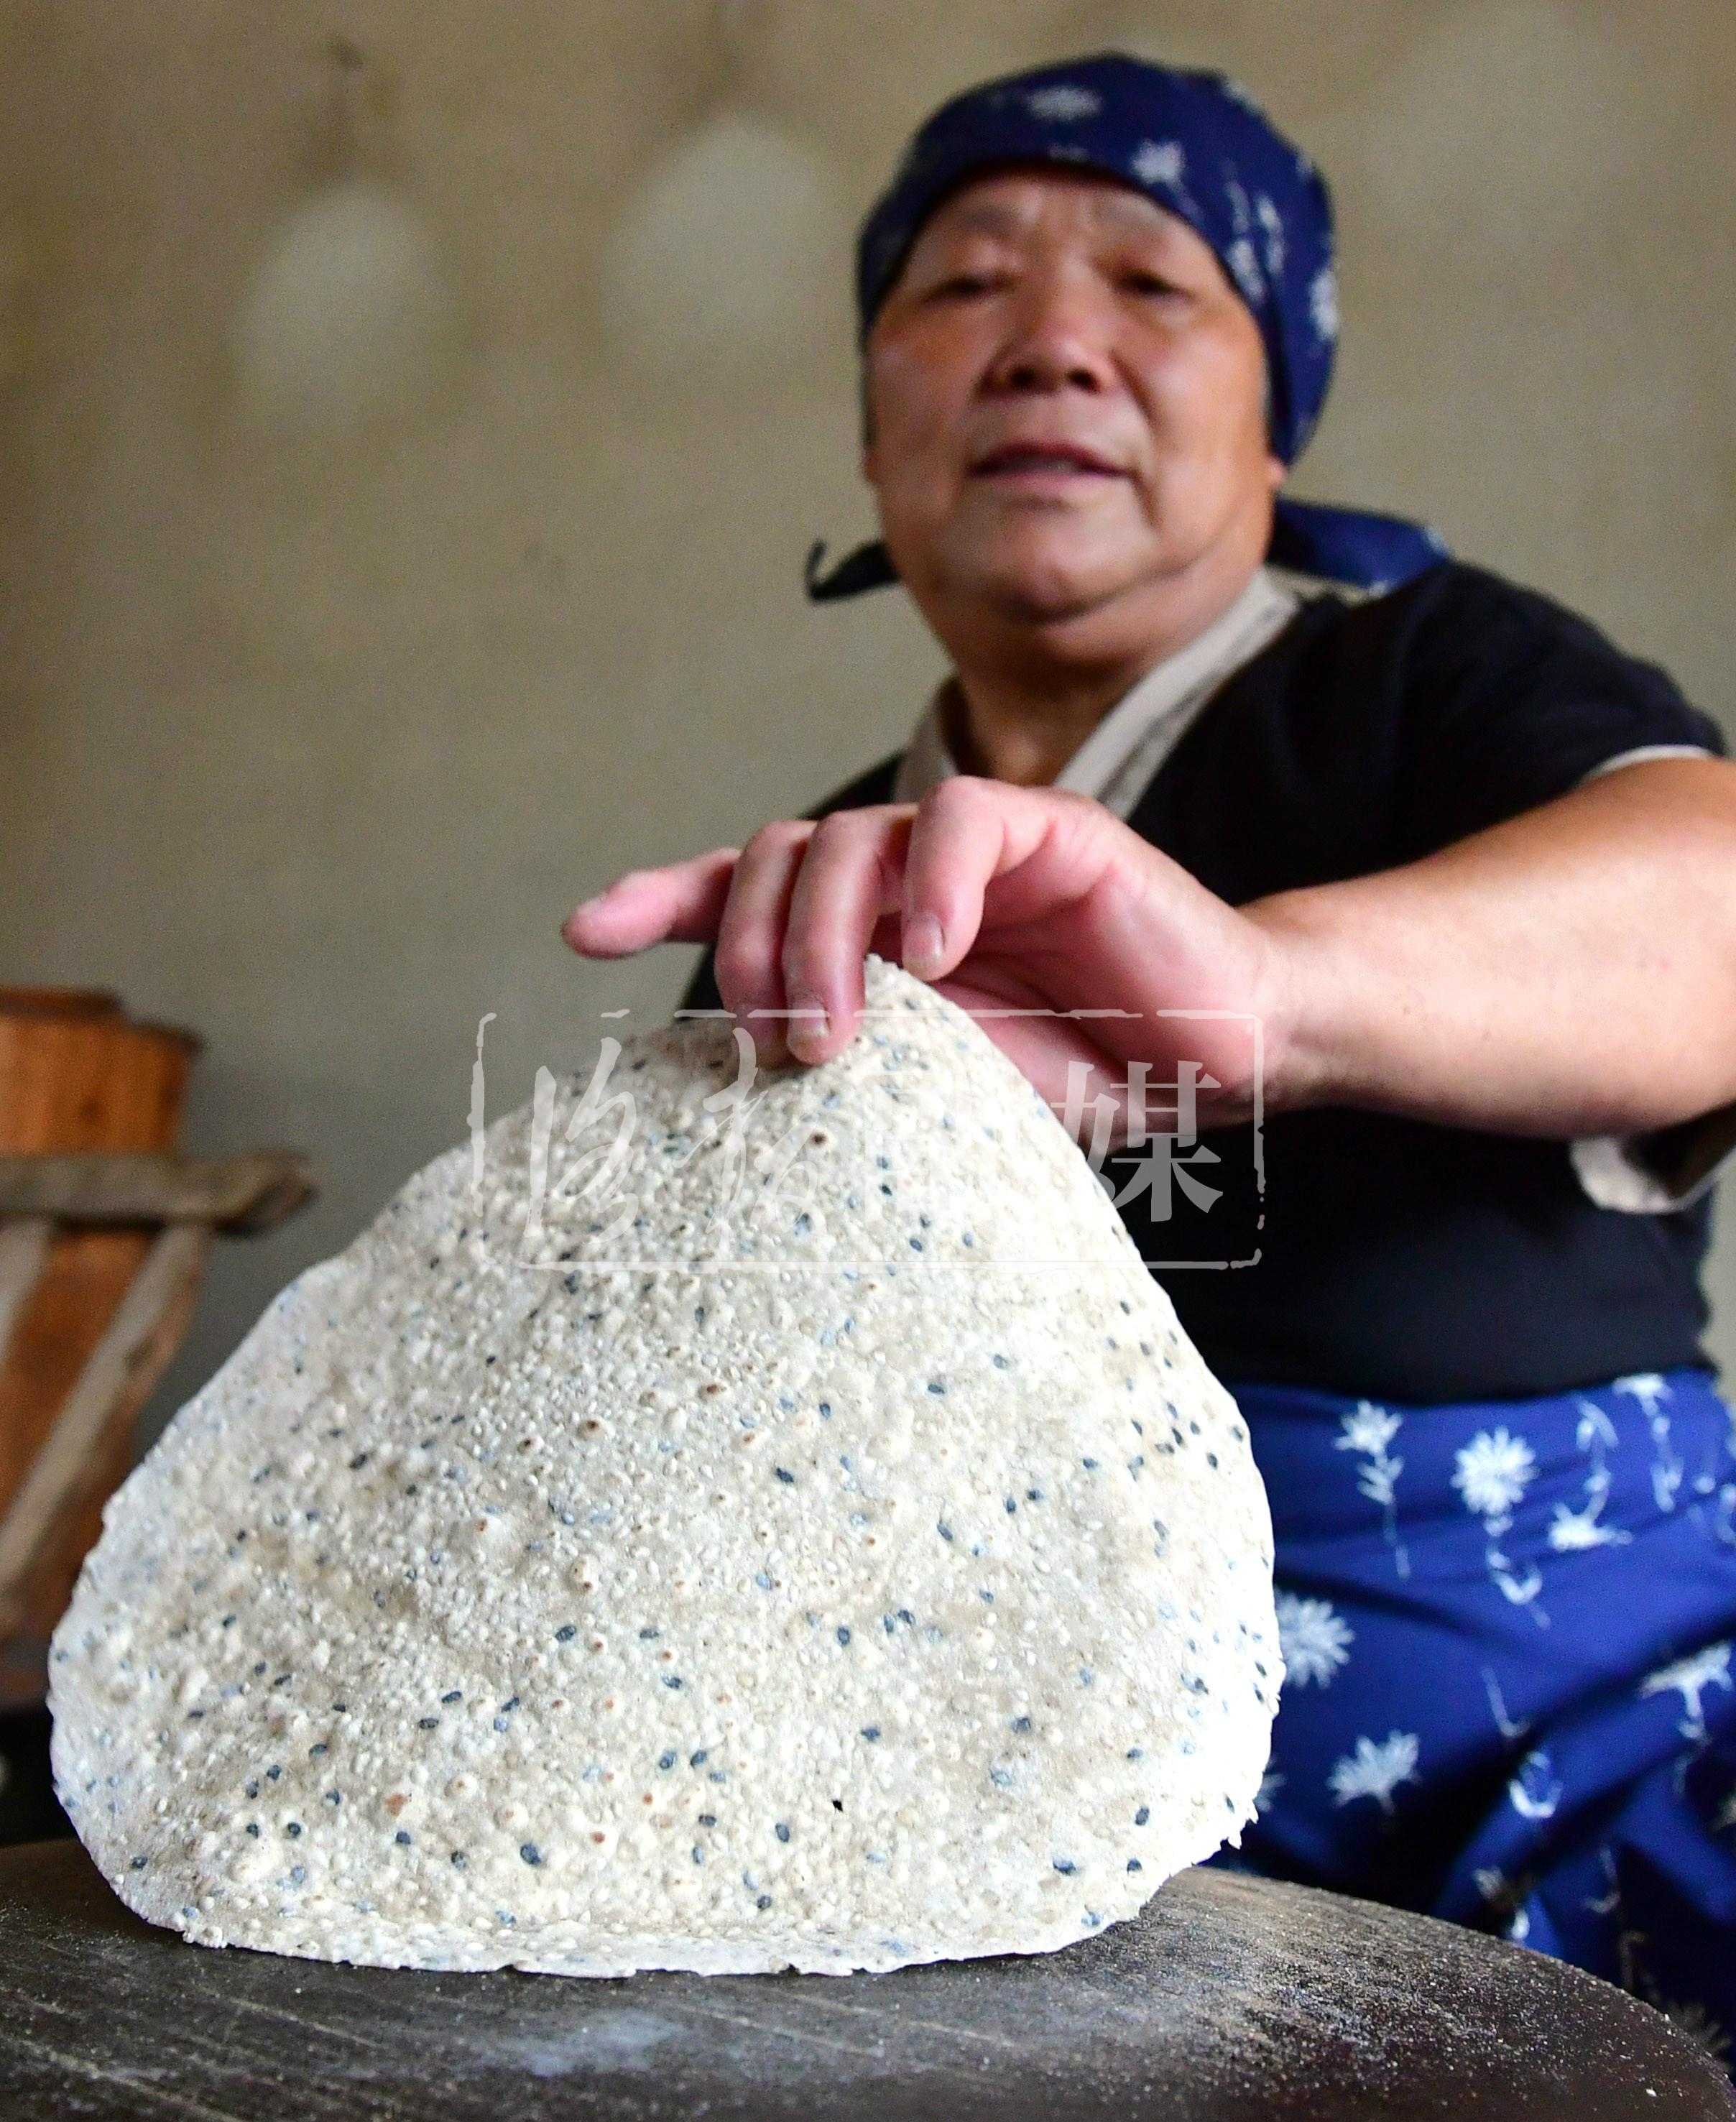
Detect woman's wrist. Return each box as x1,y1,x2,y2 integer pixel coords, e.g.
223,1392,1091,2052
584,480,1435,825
1240,885,1363,1117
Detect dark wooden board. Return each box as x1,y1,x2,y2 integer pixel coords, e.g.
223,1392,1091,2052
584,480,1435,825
0,1839,1727,2121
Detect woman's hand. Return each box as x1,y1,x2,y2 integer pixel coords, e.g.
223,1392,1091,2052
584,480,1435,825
561,779,1303,1146
565,757,1736,1148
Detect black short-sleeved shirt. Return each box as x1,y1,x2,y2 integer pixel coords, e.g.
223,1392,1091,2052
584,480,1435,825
678,561,1729,1405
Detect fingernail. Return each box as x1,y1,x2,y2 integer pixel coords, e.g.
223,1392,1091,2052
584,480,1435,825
903,913,944,977
787,990,830,1054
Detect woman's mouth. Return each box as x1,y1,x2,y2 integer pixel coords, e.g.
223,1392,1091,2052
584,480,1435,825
970,446,1128,486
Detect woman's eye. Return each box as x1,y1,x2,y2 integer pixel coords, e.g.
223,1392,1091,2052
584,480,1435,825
930,272,996,299
1122,270,1182,297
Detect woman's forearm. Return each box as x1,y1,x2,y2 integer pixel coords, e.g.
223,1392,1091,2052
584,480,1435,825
1247,757,1736,1137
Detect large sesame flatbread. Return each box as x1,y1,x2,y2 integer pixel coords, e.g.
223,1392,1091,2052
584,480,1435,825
50,953,1281,1975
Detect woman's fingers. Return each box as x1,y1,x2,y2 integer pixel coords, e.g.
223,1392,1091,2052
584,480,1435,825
562,784,1125,1072
711,820,818,1066
560,847,740,955
900,778,1110,975
779,808,915,1061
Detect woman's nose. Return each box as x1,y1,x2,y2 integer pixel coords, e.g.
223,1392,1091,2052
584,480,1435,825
984,273,1117,394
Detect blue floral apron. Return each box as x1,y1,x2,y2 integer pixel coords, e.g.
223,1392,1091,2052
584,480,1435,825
1202,1365,1736,2076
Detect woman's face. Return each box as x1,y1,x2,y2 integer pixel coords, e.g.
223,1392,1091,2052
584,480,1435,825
862,165,1283,631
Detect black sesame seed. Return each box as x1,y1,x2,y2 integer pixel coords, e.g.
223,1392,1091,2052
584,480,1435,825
520,1843,542,1866
860,1726,880,1742
756,1893,773,1910
395,1830,412,1847
441,1689,462,1704
1053,1858,1076,1875
774,1467,795,1485
775,1822,790,1843
836,1626,851,1646
658,1750,677,1771
1135,1805,1150,1826
285,1822,303,1838
418,1716,440,1730
1127,1858,1143,1873
555,1625,577,1643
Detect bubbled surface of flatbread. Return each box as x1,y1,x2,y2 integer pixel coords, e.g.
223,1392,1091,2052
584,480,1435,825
49,954,1282,1976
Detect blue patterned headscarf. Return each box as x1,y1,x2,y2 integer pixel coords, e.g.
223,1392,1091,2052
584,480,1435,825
805,50,1445,601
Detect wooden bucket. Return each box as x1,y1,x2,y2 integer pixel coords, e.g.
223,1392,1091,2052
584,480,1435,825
0,990,202,1699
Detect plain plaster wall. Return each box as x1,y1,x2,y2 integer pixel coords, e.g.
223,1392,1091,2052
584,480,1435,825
0,0,1730,1446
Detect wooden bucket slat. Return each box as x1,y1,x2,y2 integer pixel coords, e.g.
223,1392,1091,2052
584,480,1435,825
0,1224,211,1636
0,992,201,1672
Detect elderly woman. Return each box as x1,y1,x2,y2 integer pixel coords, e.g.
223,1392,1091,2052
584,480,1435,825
565,53,1736,2041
